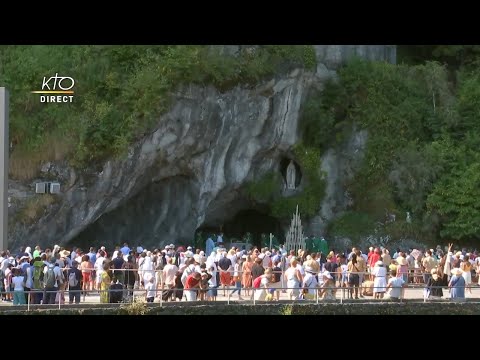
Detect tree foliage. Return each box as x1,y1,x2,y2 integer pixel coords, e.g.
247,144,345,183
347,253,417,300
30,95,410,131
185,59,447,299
301,53,480,244
0,45,316,172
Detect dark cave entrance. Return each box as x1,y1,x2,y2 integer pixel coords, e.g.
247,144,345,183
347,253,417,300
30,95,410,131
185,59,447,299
196,208,283,249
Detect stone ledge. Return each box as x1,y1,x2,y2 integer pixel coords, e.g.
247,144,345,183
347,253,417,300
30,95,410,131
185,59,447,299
2,300,479,315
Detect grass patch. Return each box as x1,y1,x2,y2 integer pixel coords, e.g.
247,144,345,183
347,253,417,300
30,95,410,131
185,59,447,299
15,194,57,225
1,45,317,172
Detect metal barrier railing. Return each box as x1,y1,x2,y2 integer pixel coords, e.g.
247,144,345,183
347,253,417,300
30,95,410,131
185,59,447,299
2,263,474,311
0,282,474,311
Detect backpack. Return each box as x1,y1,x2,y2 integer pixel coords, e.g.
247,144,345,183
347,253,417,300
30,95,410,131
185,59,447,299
68,271,78,288
44,266,57,288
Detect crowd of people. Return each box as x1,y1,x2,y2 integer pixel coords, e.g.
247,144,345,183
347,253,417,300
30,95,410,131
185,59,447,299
0,240,476,305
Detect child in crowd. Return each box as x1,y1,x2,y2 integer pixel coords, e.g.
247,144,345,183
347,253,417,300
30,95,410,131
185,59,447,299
145,276,155,303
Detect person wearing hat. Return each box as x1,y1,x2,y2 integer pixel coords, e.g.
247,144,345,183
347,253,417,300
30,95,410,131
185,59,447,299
425,268,443,300
448,268,466,301
185,246,194,258
395,254,409,285
319,271,335,300
301,266,318,300
372,260,387,299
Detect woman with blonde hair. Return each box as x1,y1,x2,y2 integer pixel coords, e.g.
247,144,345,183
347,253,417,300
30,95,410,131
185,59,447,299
285,257,302,300
242,255,254,296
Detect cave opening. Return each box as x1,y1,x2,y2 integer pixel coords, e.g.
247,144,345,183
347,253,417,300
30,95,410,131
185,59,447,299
196,208,284,249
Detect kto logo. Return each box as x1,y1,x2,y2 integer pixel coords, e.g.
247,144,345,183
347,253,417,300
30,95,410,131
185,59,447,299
31,73,75,103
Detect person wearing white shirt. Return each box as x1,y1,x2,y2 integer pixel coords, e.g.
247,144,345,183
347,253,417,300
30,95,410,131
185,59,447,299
184,247,194,258
145,277,156,303
94,252,106,287
206,262,218,301
11,268,26,305
296,262,305,276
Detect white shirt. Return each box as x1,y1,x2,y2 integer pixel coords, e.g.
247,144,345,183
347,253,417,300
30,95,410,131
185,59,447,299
1,258,9,271
388,277,404,298
112,251,119,259
262,255,270,268
94,256,105,272
296,264,305,276
208,263,218,287
372,265,387,278
163,264,178,286
260,276,269,287
217,235,223,243
12,276,25,291
303,273,318,295
233,263,240,277
228,254,238,269
145,282,156,298
25,266,34,289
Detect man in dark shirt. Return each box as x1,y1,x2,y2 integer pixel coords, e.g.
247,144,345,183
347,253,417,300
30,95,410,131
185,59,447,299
270,260,282,300
67,261,83,304
112,252,125,285
251,258,265,281
218,254,232,296
324,255,339,282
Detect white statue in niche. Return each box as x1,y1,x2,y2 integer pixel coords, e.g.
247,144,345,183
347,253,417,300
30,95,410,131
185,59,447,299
286,160,297,190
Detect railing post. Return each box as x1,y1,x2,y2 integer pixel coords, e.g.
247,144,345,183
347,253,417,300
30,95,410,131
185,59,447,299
227,289,230,305
341,284,344,304
27,290,30,312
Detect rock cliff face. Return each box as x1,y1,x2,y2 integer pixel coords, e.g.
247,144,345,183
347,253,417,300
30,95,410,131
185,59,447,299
7,45,396,250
